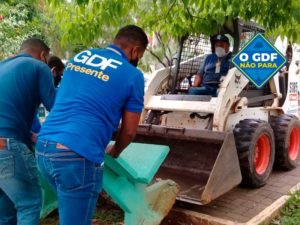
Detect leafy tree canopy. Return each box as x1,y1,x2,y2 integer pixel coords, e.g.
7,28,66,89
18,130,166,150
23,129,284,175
0,1,48,59
47,0,300,51
2,0,300,67
45,0,138,54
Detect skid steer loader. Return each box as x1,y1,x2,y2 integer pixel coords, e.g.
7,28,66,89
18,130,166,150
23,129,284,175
134,19,300,204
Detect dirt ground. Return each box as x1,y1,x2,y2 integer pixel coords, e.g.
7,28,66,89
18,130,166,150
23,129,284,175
40,198,199,225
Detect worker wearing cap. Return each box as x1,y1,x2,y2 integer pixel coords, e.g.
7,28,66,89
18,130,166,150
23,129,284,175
189,34,232,96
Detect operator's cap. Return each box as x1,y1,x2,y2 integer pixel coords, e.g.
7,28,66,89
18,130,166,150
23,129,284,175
213,34,229,44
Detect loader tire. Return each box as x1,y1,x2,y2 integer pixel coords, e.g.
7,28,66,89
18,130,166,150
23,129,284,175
233,119,275,187
270,114,300,170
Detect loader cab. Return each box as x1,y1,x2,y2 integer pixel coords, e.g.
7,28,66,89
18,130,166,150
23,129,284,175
173,34,233,94
172,19,265,97
177,35,233,93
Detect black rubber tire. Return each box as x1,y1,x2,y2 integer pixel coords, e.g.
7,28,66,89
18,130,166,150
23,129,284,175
233,119,275,187
270,114,300,170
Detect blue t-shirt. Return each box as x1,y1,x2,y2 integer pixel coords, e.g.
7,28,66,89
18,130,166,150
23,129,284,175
38,45,145,163
198,53,231,86
0,53,56,147
31,115,41,133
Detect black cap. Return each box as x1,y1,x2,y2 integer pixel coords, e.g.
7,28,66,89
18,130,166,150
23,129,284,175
213,34,229,44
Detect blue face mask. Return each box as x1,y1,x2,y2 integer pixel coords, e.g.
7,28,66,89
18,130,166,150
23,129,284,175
54,71,62,87
130,59,139,67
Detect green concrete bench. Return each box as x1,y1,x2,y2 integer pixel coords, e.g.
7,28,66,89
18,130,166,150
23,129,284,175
39,142,178,224
40,175,58,218
104,142,179,225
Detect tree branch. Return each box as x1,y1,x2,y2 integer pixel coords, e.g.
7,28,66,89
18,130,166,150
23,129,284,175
166,37,173,57
154,32,172,66
147,48,167,68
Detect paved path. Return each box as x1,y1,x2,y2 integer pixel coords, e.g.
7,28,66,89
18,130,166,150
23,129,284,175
163,161,300,224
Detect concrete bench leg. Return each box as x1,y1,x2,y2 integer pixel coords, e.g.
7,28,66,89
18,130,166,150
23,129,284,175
104,167,179,225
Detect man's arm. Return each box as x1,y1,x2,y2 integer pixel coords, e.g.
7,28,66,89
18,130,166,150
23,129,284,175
38,64,56,111
106,110,141,158
192,55,208,87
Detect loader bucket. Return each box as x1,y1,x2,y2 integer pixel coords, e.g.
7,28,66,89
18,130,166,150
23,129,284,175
135,124,242,204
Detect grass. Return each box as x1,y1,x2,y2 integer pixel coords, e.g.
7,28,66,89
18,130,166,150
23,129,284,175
92,207,123,225
270,190,300,225
40,211,59,225
40,193,124,225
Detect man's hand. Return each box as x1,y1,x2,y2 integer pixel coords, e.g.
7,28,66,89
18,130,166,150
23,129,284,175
31,132,38,143
106,144,120,158
193,74,202,87
219,76,225,83
110,111,141,158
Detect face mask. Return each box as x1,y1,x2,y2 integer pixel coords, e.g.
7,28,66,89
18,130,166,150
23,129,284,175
130,59,139,67
54,73,62,87
215,47,226,58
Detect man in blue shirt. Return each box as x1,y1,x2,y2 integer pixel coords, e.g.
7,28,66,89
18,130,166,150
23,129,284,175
189,34,232,96
31,55,65,142
36,25,148,225
0,38,56,225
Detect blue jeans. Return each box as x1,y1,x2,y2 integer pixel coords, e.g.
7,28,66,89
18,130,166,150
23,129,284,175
0,138,42,225
188,85,217,96
35,139,103,225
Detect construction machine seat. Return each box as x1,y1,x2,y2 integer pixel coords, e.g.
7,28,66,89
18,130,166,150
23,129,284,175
239,83,274,107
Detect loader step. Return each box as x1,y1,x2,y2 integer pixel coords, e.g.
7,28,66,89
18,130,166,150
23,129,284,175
161,94,212,102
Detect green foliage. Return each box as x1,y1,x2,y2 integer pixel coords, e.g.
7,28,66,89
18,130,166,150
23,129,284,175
45,0,138,54
141,0,300,42
2,0,300,61
280,191,300,225
0,1,47,59
48,0,300,42
270,191,300,225
44,0,300,67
